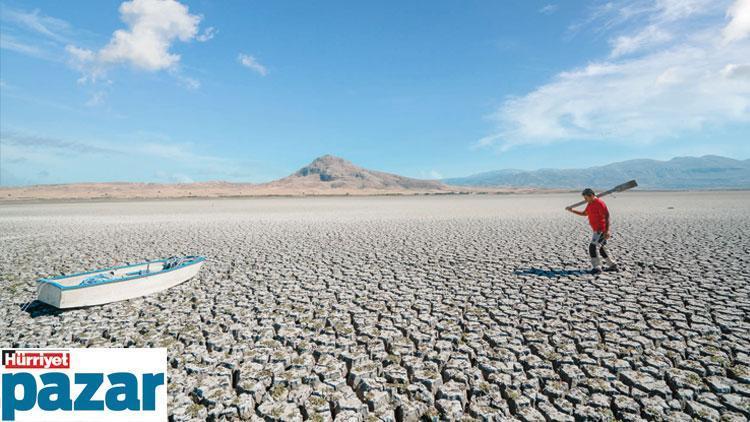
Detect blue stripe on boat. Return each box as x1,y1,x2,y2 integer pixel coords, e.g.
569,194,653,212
37,256,206,291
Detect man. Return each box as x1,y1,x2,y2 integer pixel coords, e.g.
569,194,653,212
566,188,618,275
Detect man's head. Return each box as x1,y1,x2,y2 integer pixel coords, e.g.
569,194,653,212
581,188,596,203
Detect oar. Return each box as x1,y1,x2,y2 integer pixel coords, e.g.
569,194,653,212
567,180,638,209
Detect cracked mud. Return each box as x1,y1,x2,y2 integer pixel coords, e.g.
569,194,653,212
1,192,749,421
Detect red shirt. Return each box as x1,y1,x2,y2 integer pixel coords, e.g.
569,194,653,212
585,197,609,232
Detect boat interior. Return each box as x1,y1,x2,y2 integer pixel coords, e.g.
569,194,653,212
39,256,202,288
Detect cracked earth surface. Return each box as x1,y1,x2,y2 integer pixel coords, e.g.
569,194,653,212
1,192,749,421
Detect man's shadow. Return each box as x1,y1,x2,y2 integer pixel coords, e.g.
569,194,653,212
514,268,589,278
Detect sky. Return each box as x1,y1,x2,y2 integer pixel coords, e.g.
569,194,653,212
1,0,749,186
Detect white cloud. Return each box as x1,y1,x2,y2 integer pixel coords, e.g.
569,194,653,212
57,0,210,92
540,4,559,15
655,66,682,86
175,74,201,90
567,0,718,40
65,0,207,89
97,0,201,71
154,171,194,183
479,0,750,151
723,0,750,43
85,91,107,107
65,44,94,62
656,0,717,21
2,3,207,89
722,63,750,78
1,7,72,42
196,26,216,42
64,45,108,84
610,25,673,57
0,6,83,62
238,53,268,76
0,34,46,57
1,128,250,185
0,130,122,155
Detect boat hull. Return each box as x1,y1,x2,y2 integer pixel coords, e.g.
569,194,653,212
37,259,203,309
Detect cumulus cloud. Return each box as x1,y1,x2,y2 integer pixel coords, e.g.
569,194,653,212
3,2,208,93
64,45,107,84
479,0,750,151
238,53,268,76
66,0,207,88
97,0,200,70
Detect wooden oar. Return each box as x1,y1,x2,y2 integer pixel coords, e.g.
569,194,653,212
567,180,638,209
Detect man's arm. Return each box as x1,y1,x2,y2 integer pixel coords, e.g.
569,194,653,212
565,206,586,216
603,208,610,238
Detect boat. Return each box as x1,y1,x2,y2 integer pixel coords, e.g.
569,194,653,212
35,256,205,309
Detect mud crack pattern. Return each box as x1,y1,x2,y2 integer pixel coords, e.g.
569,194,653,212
1,193,749,421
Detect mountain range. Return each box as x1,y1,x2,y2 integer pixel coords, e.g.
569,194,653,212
443,155,750,190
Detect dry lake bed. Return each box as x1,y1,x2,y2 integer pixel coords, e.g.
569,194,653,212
1,192,749,421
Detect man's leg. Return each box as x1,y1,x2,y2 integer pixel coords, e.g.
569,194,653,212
599,239,618,270
599,245,615,266
589,233,602,271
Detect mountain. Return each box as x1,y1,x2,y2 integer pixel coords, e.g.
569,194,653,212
5,155,511,200
261,155,447,192
443,155,750,190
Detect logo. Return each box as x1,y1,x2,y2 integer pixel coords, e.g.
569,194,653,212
2,351,70,370
1,348,166,421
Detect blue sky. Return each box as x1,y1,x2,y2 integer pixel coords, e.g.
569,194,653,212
1,0,749,185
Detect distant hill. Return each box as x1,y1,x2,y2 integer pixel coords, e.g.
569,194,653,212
263,155,446,192
6,155,534,201
443,155,750,190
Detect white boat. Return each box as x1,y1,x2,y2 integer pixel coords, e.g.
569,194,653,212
36,256,205,308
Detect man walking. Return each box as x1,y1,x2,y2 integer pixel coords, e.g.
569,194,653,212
566,188,618,274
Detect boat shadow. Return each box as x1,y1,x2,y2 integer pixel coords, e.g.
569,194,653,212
514,268,589,278
19,300,66,318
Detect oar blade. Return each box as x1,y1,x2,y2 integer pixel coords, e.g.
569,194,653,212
613,179,638,192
